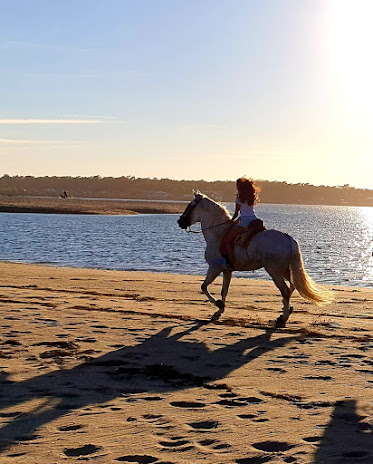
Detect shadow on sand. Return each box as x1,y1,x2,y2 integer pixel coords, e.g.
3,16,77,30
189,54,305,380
313,399,373,464
0,322,298,452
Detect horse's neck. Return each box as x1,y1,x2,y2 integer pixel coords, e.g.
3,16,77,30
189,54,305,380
201,206,230,242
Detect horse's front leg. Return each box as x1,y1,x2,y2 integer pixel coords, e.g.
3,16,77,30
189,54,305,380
201,265,225,318
211,269,232,321
201,265,221,305
201,266,231,321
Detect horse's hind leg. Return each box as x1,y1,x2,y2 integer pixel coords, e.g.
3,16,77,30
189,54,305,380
284,267,295,315
221,269,232,305
268,271,292,327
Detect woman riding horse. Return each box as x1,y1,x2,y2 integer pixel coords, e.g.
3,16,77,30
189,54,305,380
221,177,261,270
177,190,333,327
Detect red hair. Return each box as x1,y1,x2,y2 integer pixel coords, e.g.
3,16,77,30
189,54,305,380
236,177,260,205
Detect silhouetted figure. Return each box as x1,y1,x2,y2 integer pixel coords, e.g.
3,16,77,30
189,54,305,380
313,399,373,463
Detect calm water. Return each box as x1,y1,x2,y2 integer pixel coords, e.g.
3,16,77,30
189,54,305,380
0,204,372,287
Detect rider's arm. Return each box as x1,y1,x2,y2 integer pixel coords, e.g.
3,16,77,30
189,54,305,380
230,202,240,223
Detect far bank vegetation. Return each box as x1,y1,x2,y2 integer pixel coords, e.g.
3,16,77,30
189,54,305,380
1,175,372,207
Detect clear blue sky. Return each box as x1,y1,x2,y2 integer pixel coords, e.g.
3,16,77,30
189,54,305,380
1,0,372,189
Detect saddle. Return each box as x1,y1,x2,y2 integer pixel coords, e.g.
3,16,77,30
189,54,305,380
234,219,266,249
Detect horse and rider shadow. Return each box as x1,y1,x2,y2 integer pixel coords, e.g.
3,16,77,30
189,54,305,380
312,399,373,464
0,323,298,452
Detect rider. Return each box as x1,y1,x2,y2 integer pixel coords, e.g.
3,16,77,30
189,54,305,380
221,177,261,269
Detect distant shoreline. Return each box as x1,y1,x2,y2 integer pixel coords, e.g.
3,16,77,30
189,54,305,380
0,196,186,215
1,195,373,215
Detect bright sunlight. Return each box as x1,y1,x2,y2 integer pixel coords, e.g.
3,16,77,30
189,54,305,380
328,0,373,120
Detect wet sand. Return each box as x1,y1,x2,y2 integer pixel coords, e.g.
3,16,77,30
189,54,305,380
0,196,186,215
0,262,372,463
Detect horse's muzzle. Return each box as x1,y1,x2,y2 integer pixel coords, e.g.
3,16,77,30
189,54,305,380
177,216,190,229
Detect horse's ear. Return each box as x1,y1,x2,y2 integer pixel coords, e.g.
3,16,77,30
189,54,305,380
193,189,201,197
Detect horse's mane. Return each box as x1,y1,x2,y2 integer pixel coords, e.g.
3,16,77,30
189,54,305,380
202,194,231,219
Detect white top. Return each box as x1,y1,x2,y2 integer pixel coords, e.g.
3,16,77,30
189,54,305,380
236,197,257,227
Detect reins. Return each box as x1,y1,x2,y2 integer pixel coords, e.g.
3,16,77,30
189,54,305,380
187,221,230,234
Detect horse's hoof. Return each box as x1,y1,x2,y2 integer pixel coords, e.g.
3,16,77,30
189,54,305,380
211,308,224,322
274,317,286,328
215,299,225,310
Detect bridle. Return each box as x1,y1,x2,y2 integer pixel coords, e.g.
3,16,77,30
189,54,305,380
179,196,230,234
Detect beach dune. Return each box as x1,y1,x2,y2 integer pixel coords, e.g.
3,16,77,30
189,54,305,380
0,262,372,463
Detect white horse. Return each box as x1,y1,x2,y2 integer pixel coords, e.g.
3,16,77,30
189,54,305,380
177,191,333,327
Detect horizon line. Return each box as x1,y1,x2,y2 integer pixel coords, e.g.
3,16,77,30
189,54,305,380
0,174,371,191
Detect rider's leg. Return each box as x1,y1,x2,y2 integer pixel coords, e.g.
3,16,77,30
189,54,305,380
225,226,244,267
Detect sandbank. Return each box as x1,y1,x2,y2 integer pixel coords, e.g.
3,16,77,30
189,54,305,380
0,196,186,215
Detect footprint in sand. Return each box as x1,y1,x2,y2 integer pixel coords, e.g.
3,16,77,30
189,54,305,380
159,439,190,447
58,424,85,432
252,441,295,452
236,456,272,463
199,439,216,446
76,337,97,343
305,375,333,381
63,444,102,457
219,392,238,398
142,414,164,422
212,443,231,450
216,396,263,407
188,420,219,430
115,456,158,463
158,437,194,452
303,436,322,443
237,413,259,420
266,367,287,373
170,401,206,408
1,339,22,346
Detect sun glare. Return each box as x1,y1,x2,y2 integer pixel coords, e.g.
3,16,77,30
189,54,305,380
328,0,373,120
361,206,373,230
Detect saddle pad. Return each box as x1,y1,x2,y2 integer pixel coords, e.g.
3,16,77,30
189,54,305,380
234,219,266,249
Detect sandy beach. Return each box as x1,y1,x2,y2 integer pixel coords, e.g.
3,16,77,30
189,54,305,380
0,196,186,215
0,262,372,463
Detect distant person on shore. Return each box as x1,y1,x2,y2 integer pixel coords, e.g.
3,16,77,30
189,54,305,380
220,177,261,269
60,191,68,198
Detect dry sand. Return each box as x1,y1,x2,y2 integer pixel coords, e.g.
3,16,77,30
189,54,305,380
0,196,185,215
0,262,372,463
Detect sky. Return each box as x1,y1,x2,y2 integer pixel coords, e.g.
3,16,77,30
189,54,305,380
1,0,372,189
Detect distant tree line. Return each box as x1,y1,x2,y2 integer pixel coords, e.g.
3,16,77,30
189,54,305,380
0,174,373,206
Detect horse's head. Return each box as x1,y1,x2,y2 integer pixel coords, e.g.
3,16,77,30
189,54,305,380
177,190,205,229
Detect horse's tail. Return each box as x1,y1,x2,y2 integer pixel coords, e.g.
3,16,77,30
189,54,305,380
289,238,334,305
